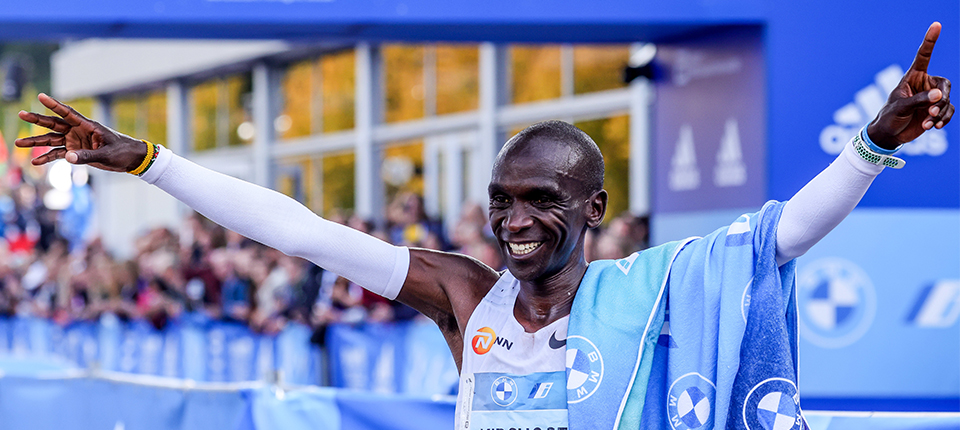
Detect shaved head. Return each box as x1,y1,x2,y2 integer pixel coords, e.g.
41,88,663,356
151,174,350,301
495,120,605,196
487,120,609,283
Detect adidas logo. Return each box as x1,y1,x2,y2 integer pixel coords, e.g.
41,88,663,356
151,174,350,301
669,118,747,192
819,64,948,157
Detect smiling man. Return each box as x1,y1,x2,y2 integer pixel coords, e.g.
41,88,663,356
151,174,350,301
16,23,953,430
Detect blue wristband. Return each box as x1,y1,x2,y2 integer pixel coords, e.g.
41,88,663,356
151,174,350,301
860,126,901,155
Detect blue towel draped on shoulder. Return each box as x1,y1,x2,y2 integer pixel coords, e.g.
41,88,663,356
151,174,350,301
569,200,806,430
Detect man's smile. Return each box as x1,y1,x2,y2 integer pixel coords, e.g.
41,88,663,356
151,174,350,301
508,241,543,256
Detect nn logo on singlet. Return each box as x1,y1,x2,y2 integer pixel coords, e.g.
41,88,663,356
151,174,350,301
472,327,513,355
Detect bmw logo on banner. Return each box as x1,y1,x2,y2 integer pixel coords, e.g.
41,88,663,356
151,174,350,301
797,258,876,348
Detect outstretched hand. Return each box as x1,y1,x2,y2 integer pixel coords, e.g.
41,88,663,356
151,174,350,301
15,93,147,172
868,22,954,149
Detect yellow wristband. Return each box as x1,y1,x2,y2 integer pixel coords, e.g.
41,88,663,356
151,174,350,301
128,140,158,176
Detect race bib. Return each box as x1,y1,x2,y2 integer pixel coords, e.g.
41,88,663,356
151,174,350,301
461,371,568,430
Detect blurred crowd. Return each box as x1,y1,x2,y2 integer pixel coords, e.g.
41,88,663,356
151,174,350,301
0,186,649,341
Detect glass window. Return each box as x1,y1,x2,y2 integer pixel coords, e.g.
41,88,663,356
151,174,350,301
511,45,562,104
436,44,479,115
279,60,313,140
190,74,251,151
224,73,251,147
144,91,167,146
382,140,424,203
112,96,138,138
277,157,321,213
191,80,218,151
276,158,318,210
277,164,302,202
322,151,355,217
575,115,630,221
383,44,425,123
321,51,355,133
574,45,629,94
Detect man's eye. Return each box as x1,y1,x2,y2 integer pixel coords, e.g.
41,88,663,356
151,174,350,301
491,196,510,205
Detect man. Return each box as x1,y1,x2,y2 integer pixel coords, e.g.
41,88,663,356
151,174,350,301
16,23,953,430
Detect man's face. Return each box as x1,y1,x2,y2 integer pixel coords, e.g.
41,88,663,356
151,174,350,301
488,139,595,283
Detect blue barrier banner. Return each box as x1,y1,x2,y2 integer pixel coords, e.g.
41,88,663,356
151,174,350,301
806,413,960,430
97,313,122,371
10,317,29,355
327,323,406,392
47,322,64,360
133,321,164,376
336,389,456,430
328,324,378,390
246,386,341,430
62,321,98,368
0,318,9,354
181,315,209,381
276,323,316,386
161,323,183,378
256,335,276,383
117,321,142,373
207,322,229,382
402,319,458,396
223,322,258,383
1,370,958,430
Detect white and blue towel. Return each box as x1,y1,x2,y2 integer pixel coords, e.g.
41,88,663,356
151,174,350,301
568,200,805,430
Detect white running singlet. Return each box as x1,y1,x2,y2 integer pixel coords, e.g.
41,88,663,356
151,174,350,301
455,271,569,430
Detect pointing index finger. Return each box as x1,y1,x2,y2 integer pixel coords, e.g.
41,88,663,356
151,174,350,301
909,22,941,74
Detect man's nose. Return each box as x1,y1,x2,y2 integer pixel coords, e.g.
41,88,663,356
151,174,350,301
504,204,534,233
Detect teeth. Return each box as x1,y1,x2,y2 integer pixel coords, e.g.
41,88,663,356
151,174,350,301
508,242,542,255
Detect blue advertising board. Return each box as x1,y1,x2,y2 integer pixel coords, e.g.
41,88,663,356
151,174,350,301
653,28,767,213
765,3,959,208
795,209,959,405
651,207,960,408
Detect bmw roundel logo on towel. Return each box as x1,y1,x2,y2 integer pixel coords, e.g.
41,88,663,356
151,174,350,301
565,335,603,403
797,258,876,348
667,373,716,429
490,375,519,407
742,378,802,430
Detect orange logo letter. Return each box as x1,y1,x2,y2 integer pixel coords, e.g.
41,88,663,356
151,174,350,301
472,327,496,355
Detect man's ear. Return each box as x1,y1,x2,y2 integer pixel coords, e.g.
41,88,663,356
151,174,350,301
585,189,608,229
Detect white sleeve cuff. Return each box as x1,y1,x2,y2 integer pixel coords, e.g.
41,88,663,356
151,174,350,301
139,145,173,184
383,247,410,300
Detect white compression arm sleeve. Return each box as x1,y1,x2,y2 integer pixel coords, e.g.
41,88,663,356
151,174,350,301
140,147,410,300
775,136,885,266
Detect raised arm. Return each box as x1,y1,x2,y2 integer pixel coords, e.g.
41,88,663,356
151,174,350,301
776,22,953,265
15,94,497,338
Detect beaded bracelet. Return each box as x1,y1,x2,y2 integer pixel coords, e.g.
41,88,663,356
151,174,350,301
127,140,161,176
852,131,905,169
